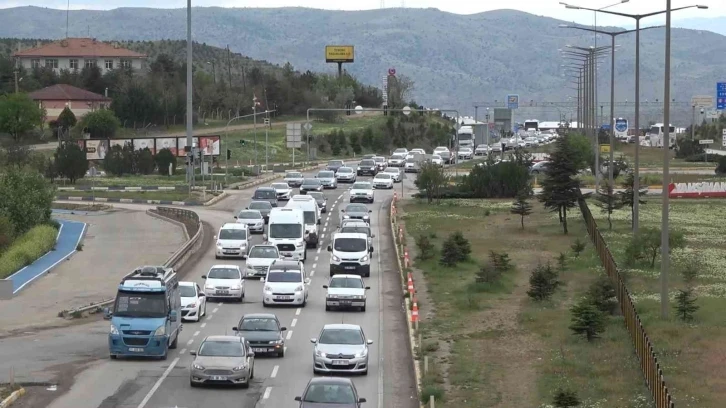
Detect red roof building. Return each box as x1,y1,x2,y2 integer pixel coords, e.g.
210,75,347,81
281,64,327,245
28,84,111,122
13,38,147,74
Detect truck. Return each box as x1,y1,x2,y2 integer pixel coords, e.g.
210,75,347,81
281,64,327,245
457,126,475,148
105,266,182,360
264,207,307,261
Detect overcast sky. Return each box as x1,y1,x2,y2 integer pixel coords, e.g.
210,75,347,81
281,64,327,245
0,0,722,26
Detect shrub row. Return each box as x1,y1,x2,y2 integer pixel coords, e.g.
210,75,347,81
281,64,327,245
0,224,58,279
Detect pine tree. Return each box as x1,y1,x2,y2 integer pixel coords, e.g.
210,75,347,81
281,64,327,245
674,288,699,322
538,134,581,234
510,189,533,229
527,263,560,301
617,171,647,230
593,180,624,230
439,236,461,267
553,388,581,407
569,297,606,341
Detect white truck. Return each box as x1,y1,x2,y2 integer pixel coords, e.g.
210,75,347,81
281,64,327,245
265,208,307,261
285,196,320,248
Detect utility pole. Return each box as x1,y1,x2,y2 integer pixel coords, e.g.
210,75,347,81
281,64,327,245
185,0,193,186
660,0,673,320
226,45,232,89
13,68,18,93
691,104,695,140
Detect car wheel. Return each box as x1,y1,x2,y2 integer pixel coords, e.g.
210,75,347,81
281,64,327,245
202,302,206,317
215,255,220,259
241,380,250,389
262,301,269,308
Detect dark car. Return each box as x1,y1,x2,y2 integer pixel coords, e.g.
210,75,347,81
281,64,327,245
308,192,327,213
248,201,273,224
356,159,377,176
233,313,287,357
252,187,279,207
326,160,345,172
439,150,455,164
341,203,372,224
300,178,323,194
295,377,366,407
361,154,375,160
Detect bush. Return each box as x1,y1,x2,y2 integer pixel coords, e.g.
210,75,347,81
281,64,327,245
134,148,155,175
458,159,531,199
489,250,513,272
0,215,15,250
587,276,618,315
451,231,471,258
527,262,560,301
552,388,581,407
570,238,586,258
415,234,435,260
716,155,726,175
475,262,501,284
569,297,606,341
624,227,686,268
439,231,469,266
0,167,55,234
0,224,58,279
155,148,177,176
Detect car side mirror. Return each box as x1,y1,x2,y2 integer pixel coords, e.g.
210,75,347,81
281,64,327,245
201,275,207,279
365,286,370,290
295,397,302,402
234,216,238,219
280,327,287,331
103,307,112,319
371,234,376,238
341,209,345,213
198,292,205,297
327,245,332,252
310,338,317,343
169,310,177,322
369,210,372,213
323,285,328,288
358,398,367,403
190,350,197,356
367,339,373,345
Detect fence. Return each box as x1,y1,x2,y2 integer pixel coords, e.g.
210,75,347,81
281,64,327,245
155,206,201,238
577,196,675,408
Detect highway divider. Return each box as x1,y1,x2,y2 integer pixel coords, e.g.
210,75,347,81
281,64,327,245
0,386,25,408
59,206,204,319
228,163,324,190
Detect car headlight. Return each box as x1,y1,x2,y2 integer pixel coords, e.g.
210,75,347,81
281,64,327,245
360,255,369,263
192,363,205,370
332,255,341,262
110,325,119,335
154,325,166,336
272,339,284,344
294,285,303,292
355,348,368,358
363,215,369,220
296,242,304,248
231,285,241,290
326,292,333,298
216,243,223,248
343,215,350,219
187,302,197,308
232,365,246,371
205,285,214,290
315,348,324,357
264,286,272,292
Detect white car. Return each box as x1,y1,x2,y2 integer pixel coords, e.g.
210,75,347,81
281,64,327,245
387,153,406,167
263,259,310,307
373,156,387,171
382,167,402,182
202,265,245,302
283,171,304,187
372,173,394,189
433,146,449,155
410,148,426,155
429,155,443,166
392,148,408,155
457,147,473,159
335,167,357,183
349,181,374,203
215,223,249,259
180,281,207,322
323,274,370,312
235,209,265,234
270,182,292,200
246,244,281,279
475,144,490,156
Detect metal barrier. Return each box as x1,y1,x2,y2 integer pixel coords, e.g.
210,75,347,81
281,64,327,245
577,196,675,408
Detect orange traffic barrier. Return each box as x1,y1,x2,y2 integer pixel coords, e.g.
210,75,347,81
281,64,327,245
398,226,403,241
411,297,419,323
393,191,398,201
407,275,414,295
404,248,410,268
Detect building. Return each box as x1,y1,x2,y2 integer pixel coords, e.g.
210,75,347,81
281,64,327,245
13,38,147,74
28,84,111,122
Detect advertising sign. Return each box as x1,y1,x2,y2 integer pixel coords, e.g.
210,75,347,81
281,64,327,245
133,138,155,154
717,82,726,110
110,139,132,150
177,137,199,157
691,95,713,108
669,182,726,198
157,138,178,156
198,136,220,156
507,94,519,110
85,139,110,160
325,45,354,63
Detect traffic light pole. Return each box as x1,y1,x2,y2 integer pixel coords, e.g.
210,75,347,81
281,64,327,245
224,110,275,185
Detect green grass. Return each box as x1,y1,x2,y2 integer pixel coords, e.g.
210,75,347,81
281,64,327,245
617,143,715,168
56,190,203,202
401,199,650,407
61,173,247,188
0,224,58,279
589,198,726,407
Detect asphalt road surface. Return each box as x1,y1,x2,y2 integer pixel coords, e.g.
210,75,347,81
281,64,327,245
10,166,418,408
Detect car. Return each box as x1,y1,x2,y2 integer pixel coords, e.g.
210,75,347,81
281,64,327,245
439,150,455,164
429,154,444,166
308,191,328,213
316,170,338,189
382,166,402,182
245,244,281,279
457,147,474,159
372,156,387,171
403,157,420,173
326,160,345,172
335,167,357,183
490,143,503,152
338,221,375,251
324,275,370,312
410,148,426,155
328,232,371,277
341,203,372,224
356,159,377,176
263,259,310,307
372,173,394,189
202,264,245,302
387,153,406,167
189,335,254,388
529,160,551,175
247,201,273,224
180,281,207,322
267,208,307,262
300,178,324,194
252,187,279,207
270,182,292,201
310,324,373,375
235,209,265,233
233,313,287,357
284,171,305,187
392,148,408,155
475,144,490,156
215,223,249,259
433,146,449,155
295,377,367,407
349,182,374,203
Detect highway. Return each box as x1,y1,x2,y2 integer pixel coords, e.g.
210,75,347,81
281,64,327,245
16,165,418,408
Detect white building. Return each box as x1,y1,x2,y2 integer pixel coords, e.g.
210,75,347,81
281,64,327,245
13,38,147,74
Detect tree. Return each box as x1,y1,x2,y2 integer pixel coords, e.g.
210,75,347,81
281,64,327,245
415,234,435,260
54,142,88,183
103,143,132,176
348,131,362,155
56,106,77,137
415,162,448,203
386,74,415,109
155,148,177,176
539,134,582,234
587,276,618,315
79,109,121,139
0,93,44,142
552,388,581,407
133,148,156,175
439,231,469,267
510,189,533,229
566,133,594,171
527,263,560,301
674,288,699,322
0,167,54,234
569,297,606,341
593,180,624,230
626,227,686,268
617,172,647,230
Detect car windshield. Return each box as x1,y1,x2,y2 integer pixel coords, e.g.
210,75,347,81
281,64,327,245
374,157,384,162
308,192,324,200
340,227,370,236
208,268,240,279
360,160,375,166
303,179,321,185
271,183,288,189
318,171,334,178
239,318,278,331
328,161,343,166
249,202,272,210
238,211,262,219
113,292,166,318
219,228,247,240
303,383,356,404
432,155,441,160
249,246,279,258
329,277,364,289
352,183,370,190
392,154,405,159
303,211,315,225
346,204,368,213
337,167,353,173
319,328,364,345
334,238,367,252
269,224,302,238
267,271,302,282
198,341,245,357
254,190,276,199
375,174,391,179
179,286,196,297
286,172,302,179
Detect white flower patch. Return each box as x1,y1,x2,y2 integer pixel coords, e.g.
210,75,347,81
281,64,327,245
692,283,726,298
446,199,513,211
622,268,660,279
671,248,726,281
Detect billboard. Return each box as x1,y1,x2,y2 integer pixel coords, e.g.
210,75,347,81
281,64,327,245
133,138,155,154
198,135,220,156
157,137,178,156
74,136,221,160
177,136,199,157
110,139,132,150
85,139,110,160
325,45,354,63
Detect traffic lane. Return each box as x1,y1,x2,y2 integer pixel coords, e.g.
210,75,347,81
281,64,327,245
262,188,391,408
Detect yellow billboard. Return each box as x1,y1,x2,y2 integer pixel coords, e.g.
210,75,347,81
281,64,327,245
325,45,354,63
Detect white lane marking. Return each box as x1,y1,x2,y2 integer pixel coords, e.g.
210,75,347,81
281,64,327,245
295,308,302,316
317,248,322,254
315,256,319,262
291,318,298,327
187,338,194,346
212,307,219,313
284,346,288,353
310,270,315,277
200,323,207,328
270,365,279,378
323,228,327,233
180,348,187,355
206,315,213,320
193,330,200,337
263,387,272,399
312,263,317,269
286,330,293,340
218,302,223,306
136,357,180,408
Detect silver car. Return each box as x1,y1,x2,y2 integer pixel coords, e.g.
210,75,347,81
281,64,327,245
316,170,338,189
382,167,402,182
284,171,305,187
189,335,255,388
235,209,265,233
311,324,373,375
335,167,357,183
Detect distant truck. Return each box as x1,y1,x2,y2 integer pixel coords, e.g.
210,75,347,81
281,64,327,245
457,126,475,148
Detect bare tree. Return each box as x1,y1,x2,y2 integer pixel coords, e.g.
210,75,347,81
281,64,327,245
387,74,415,108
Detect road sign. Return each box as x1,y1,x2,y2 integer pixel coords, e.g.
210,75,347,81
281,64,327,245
691,95,714,108
264,118,270,125
699,139,713,145
599,144,610,153
355,105,363,115
286,123,303,148
388,68,396,76
402,106,411,116
706,109,720,119
717,82,726,110
304,122,312,131
507,94,519,110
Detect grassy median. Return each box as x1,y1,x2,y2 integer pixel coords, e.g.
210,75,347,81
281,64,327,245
401,199,650,407
0,224,58,279
56,190,204,202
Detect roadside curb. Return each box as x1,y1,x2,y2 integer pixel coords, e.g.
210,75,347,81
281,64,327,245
56,185,201,191
203,192,229,206
54,195,203,206
0,388,25,408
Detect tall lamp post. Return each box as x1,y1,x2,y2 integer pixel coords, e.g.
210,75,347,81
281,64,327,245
561,1,709,233
660,0,673,320
185,0,193,186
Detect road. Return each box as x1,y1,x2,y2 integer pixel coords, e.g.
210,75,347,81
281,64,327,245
10,164,419,408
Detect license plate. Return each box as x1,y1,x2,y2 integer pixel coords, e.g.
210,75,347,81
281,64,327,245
217,290,229,295
224,251,237,254
253,348,271,353
344,266,356,270
276,295,291,300
332,360,349,365
340,300,352,305
211,376,228,381
129,347,143,352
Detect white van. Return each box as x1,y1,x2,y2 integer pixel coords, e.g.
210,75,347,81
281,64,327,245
285,196,320,248
265,208,307,262
215,223,250,259
327,232,372,277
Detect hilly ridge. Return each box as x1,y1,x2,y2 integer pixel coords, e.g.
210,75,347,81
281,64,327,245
1,6,725,122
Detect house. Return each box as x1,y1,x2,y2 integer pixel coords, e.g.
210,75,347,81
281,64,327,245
13,38,147,74
28,84,111,122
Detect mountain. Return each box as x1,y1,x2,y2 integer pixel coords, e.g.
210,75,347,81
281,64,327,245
1,6,725,123
674,17,726,36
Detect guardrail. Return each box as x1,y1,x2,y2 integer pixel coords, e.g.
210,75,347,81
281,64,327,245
577,194,674,408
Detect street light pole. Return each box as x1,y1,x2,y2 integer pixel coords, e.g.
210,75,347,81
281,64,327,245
185,0,193,186
660,0,673,320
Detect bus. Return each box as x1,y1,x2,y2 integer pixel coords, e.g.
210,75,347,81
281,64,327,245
647,123,676,148
523,119,540,132
614,118,628,141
